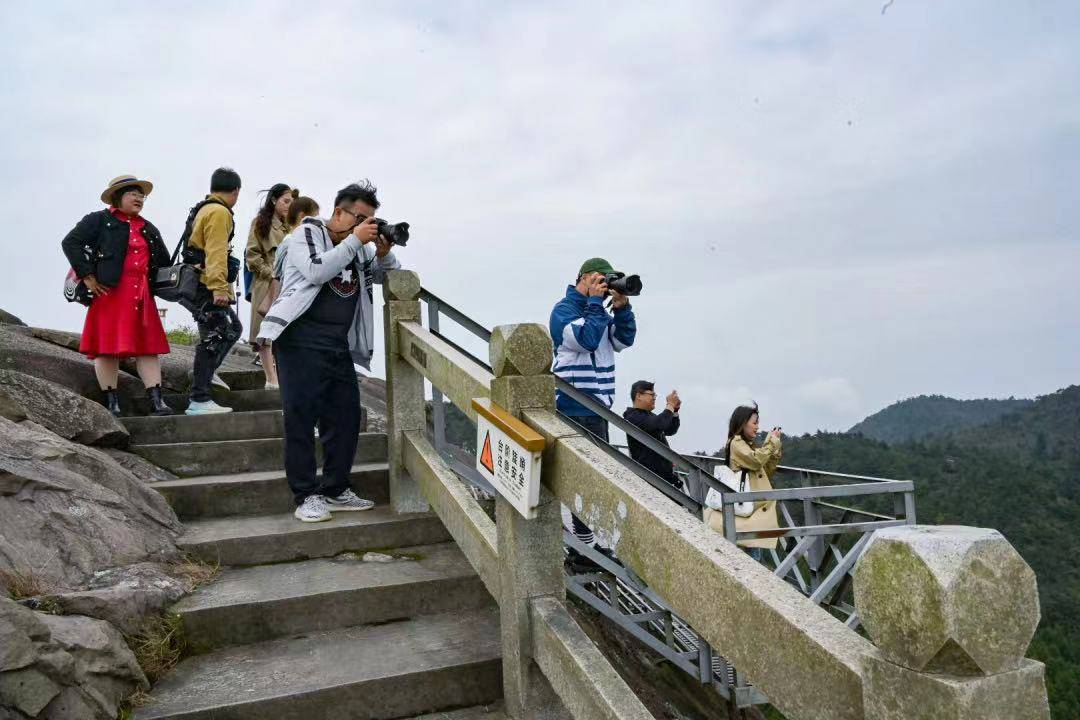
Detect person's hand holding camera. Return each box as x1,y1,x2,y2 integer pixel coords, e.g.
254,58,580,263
213,289,232,307
585,273,608,298
374,234,392,258
667,390,681,413
666,390,680,413
609,290,629,309
352,216,379,245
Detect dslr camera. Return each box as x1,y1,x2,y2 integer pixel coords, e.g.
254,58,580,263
604,272,642,296
375,219,410,247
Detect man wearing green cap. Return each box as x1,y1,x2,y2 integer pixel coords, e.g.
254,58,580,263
550,258,637,550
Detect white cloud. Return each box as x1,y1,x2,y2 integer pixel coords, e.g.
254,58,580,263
793,377,861,429
1,1,1077,453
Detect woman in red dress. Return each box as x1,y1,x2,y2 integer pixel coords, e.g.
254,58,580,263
62,175,174,416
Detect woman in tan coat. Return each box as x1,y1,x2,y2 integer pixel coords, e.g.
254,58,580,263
703,404,782,560
245,183,295,388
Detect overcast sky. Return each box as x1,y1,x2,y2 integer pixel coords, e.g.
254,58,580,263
2,1,1077,453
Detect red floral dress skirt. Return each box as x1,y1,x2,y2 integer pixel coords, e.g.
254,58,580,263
79,213,170,359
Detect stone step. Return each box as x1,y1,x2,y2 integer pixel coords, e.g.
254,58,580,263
121,409,284,444
179,508,451,566
154,464,389,520
410,706,506,720
135,607,502,720
130,433,387,477
176,542,492,650
216,368,267,391
128,387,283,416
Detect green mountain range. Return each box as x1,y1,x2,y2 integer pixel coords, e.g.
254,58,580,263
787,385,1080,718
847,394,1034,443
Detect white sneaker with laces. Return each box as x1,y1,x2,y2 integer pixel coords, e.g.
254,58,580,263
294,495,331,523
324,489,375,512
185,399,233,415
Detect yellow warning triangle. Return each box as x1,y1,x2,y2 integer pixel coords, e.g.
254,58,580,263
479,431,495,474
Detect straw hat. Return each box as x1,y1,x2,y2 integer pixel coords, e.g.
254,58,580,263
100,175,154,204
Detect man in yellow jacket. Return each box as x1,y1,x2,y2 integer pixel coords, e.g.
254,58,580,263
184,167,244,415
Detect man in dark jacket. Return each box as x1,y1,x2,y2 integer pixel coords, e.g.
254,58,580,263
623,380,683,489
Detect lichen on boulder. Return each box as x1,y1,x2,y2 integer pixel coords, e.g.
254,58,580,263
854,525,1040,676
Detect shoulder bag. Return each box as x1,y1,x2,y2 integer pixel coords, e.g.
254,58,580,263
704,464,756,518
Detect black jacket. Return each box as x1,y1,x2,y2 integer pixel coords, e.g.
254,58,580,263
61,210,171,288
623,407,681,487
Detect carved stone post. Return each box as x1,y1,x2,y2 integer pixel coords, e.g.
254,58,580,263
854,525,1050,720
382,270,429,513
489,323,566,720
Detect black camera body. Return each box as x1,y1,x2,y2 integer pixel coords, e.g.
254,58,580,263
604,272,642,296
376,219,410,247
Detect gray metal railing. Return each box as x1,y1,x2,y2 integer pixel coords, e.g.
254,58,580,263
414,287,918,707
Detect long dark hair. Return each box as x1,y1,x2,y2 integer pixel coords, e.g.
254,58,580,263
253,183,293,240
725,404,759,462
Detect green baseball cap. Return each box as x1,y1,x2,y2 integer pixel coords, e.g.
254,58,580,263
578,257,620,277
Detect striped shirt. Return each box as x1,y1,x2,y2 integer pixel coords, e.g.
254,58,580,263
549,286,636,416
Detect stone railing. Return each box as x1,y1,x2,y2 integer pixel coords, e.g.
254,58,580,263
381,271,1050,720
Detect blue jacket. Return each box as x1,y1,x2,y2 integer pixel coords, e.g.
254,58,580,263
549,286,637,416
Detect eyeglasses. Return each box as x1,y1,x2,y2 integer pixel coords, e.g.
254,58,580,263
340,208,367,222
122,190,146,199
640,391,656,397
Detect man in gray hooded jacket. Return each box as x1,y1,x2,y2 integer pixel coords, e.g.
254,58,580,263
258,180,401,522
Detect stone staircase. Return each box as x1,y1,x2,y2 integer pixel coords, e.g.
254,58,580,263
125,378,503,720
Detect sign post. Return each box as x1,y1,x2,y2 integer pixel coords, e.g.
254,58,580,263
472,397,545,519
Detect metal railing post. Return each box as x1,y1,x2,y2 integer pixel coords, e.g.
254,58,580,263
801,471,825,590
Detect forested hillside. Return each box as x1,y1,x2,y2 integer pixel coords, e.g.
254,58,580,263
847,394,1033,443
788,386,1080,718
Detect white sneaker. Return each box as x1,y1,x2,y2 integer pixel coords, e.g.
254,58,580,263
323,489,375,512
294,495,331,522
185,399,233,415
265,382,279,390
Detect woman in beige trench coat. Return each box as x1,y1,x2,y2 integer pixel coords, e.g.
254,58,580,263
245,184,295,388
703,404,782,560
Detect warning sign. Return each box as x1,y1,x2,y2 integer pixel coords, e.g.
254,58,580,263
479,431,495,474
473,398,545,519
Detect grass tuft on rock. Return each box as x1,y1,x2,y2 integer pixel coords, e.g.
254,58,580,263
127,613,187,684
117,688,153,719
169,554,221,591
0,566,53,600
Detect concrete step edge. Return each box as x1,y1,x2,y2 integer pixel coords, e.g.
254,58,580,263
153,462,388,489
177,508,442,546
132,432,384,451
176,543,471,609
135,607,502,720
120,409,284,429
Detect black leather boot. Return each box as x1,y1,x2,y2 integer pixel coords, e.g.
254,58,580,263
146,385,174,416
103,387,121,417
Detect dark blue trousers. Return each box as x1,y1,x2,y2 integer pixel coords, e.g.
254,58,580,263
274,341,360,505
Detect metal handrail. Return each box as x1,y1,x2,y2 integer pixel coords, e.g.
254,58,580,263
409,284,920,707
684,453,910,485
418,287,720,513
415,287,916,514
